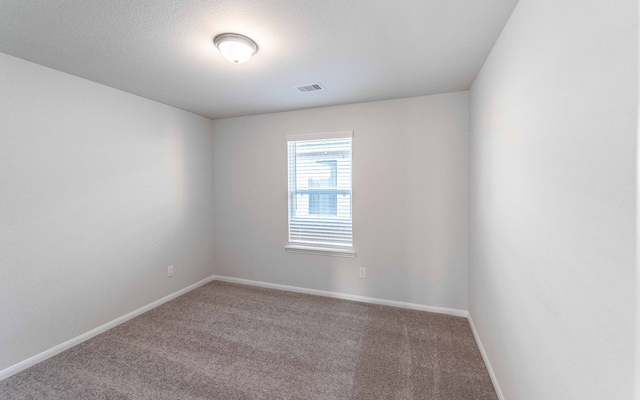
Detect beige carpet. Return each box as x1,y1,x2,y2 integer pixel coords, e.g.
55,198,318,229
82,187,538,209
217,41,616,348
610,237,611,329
0,281,497,399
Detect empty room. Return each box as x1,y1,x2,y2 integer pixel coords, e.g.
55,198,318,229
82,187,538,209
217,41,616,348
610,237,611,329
0,0,638,399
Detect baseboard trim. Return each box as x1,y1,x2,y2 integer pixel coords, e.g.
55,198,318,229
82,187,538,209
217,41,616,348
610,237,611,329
1,274,470,382
468,313,505,400
212,275,469,318
0,275,217,382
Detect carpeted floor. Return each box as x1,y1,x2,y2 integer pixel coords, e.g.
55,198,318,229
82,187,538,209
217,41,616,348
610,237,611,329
0,281,497,399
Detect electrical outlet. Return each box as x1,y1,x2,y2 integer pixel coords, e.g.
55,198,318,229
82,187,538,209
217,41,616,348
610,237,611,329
359,267,366,278
167,265,174,277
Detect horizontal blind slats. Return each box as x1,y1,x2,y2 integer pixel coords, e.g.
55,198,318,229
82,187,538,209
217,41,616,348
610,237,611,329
287,136,353,249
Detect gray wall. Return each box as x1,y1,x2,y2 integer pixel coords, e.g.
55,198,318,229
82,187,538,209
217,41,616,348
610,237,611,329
0,53,216,371
211,92,470,311
469,0,638,399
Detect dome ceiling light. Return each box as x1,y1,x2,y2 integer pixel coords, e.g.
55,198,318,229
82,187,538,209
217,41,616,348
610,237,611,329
213,33,258,64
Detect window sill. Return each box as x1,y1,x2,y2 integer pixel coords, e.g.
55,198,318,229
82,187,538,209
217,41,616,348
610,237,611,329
285,244,356,258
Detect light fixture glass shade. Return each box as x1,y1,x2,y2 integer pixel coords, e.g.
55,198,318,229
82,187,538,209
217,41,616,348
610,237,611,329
214,33,258,64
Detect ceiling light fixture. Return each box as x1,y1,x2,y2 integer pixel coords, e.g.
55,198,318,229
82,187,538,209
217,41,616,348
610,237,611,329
213,33,258,64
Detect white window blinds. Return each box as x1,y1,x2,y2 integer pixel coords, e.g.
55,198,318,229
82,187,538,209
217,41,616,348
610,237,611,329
286,132,354,256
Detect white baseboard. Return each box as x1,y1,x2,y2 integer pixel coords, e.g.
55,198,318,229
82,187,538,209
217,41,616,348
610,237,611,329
468,313,505,400
212,275,469,318
0,275,217,382
1,274,470,382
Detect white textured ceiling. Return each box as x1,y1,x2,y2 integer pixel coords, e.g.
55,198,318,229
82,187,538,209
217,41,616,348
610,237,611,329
0,0,519,120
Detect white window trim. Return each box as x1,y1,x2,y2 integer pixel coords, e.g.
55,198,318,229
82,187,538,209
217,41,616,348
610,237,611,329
286,131,355,257
285,244,356,258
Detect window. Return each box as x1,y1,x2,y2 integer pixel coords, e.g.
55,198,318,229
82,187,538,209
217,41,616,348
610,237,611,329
286,131,355,257
308,160,337,215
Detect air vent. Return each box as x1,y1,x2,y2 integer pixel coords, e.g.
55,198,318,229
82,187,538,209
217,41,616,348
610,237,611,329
295,83,325,93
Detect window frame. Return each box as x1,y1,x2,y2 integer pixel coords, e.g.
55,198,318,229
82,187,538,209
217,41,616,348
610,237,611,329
285,131,356,258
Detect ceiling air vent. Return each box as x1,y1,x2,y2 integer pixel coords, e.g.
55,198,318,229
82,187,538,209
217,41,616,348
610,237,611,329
295,83,325,93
